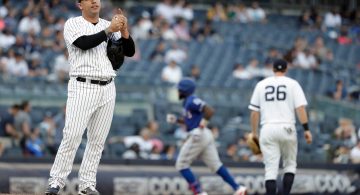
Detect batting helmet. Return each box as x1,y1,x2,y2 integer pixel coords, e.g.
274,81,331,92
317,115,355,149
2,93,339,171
177,78,196,95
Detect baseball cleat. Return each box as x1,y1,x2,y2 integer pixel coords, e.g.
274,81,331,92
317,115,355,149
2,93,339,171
234,186,247,195
78,186,100,195
45,184,60,195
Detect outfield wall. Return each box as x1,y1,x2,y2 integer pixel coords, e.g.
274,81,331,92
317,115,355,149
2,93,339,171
0,160,359,195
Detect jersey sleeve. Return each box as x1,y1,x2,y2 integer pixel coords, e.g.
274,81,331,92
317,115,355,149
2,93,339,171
64,18,85,45
293,81,308,108
248,83,261,111
188,97,206,112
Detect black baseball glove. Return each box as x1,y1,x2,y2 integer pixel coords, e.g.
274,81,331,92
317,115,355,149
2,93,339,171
107,38,125,71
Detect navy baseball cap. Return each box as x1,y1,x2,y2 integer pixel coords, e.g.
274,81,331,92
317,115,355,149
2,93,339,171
273,59,287,71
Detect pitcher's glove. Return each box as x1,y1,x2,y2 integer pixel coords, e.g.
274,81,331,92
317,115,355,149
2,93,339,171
247,133,261,155
107,38,125,70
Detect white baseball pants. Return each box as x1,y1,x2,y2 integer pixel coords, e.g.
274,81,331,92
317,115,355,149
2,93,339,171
48,77,115,191
176,127,223,172
260,123,298,181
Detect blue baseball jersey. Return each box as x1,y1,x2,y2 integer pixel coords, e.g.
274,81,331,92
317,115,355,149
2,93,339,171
183,95,206,131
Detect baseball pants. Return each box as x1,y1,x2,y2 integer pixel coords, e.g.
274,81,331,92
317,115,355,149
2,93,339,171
49,77,115,190
176,127,222,172
260,123,298,181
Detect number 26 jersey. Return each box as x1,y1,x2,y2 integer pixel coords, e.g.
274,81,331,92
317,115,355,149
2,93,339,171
248,76,307,125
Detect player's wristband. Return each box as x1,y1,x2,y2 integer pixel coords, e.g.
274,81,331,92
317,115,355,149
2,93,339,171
302,123,309,131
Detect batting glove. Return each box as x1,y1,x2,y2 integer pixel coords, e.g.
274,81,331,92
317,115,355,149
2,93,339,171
166,114,177,124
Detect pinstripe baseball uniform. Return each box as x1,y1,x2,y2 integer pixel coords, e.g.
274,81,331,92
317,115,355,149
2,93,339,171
248,76,307,180
48,16,120,191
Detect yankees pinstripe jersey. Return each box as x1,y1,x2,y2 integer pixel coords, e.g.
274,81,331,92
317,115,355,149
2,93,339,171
248,76,307,125
64,16,121,79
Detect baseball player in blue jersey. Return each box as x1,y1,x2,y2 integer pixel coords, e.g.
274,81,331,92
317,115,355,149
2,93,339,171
167,78,247,195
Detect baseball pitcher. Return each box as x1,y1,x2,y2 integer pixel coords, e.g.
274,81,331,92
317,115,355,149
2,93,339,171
45,0,135,195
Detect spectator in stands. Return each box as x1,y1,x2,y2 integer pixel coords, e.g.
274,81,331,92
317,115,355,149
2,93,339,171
25,127,44,157
207,2,227,22
6,50,28,78
39,26,55,49
164,43,187,64
348,85,360,103
18,13,41,35
226,4,238,22
0,28,16,49
312,36,333,62
51,50,70,83
323,9,342,30
0,49,14,75
37,112,57,155
334,118,357,148
199,20,219,42
294,36,308,51
236,136,251,161
222,143,239,162
187,64,201,81
299,10,314,30
149,138,163,160
122,143,141,159
174,1,193,21
160,20,177,40
264,47,281,65
337,26,352,45
111,129,154,157
150,41,166,62
0,104,20,140
161,144,177,160
154,0,175,24
261,61,274,78
173,18,190,41
232,63,251,80
293,48,318,69
161,59,183,84
14,100,32,153
131,14,152,40
146,120,160,138
245,58,262,78
327,80,348,101
247,1,266,23
4,8,18,32
27,52,48,79
189,20,201,40
333,145,350,164
149,16,163,39
0,1,8,18
53,105,65,148
236,3,250,23
350,141,360,164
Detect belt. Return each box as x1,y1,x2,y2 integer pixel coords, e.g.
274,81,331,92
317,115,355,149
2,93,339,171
76,77,113,86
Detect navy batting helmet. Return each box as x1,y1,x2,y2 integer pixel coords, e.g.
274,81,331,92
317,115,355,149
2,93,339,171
177,78,196,95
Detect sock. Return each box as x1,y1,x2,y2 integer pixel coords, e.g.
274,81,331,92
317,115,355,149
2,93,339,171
179,168,201,194
265,180,277,195
283,173,295,195
216,165,239,191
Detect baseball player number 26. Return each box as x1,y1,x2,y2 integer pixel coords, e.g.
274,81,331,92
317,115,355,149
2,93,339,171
265,85,287,101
